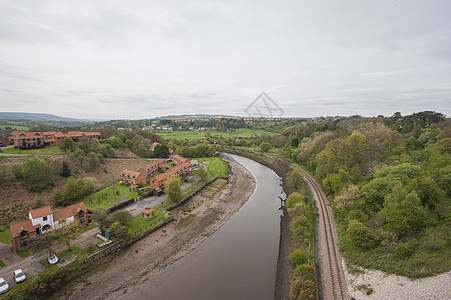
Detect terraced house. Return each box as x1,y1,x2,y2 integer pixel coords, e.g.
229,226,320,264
9,203,89,253
9,131,102,149
150,161,192,189
138,159,166,178
120,170,147,188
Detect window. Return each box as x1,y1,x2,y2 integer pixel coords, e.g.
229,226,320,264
20,241,29,248
20,231,28,239
43,216,47,221
79,219,85,225
78,211,84,217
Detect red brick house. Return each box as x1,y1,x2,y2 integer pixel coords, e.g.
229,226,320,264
13,132,45,149
138,159,166,178
172,154,190,165
0,136,10,147
9,219,38,253
9,203,89,253
120,170,147,188
150,161,192,189
43,132,66,146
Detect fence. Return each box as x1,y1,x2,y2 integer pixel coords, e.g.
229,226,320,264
108,198,136,213
84,241,122,264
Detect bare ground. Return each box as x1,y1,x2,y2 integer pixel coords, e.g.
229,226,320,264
51,156,256,300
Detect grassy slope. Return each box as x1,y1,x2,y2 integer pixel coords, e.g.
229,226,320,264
83,184,130,210
197,157,229,177
2,146,65,155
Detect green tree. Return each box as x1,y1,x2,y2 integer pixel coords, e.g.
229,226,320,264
383,185,428,235
112,210,133,226
55,222,80,250
347,220,375,250
165,175,181,203
30,230,58,256
289,249,308,266
259,141,271,152
62,137,75,152
287,169,304,191
154,144,170,157
286,192,305,211
59,161,71,177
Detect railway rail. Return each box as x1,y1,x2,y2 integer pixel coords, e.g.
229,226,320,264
218,147,349,299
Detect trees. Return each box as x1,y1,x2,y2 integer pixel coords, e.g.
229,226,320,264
259,141,271,152
165,175,181,203
55,222,80,250
347,220,375,250
30,231,58,256
62,137,75,152
287,169,304,192
153,144,170,157
59,161,71,177
112,210,133,226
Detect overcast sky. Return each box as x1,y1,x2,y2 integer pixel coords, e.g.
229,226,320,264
1,0,450,120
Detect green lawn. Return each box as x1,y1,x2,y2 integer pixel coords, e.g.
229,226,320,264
156,128,273,141
83,184,130,210
2,145,65,155
126,191,139,200
198,157,229,177
126,210,164,233
0,230,11,244
0,260,5,268
17,251,31,258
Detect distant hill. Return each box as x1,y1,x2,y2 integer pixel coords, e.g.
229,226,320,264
0,112,90,122
155,114,238,120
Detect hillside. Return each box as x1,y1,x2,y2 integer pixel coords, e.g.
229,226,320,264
0,112,89,122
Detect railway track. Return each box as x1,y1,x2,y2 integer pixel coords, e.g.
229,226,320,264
218,148,349,299
300,168,349,300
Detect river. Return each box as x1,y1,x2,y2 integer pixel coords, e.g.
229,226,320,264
121,154,284,300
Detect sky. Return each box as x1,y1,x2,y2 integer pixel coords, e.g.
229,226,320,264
0,0,450,120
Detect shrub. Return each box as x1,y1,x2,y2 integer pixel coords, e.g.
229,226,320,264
289,249,308,266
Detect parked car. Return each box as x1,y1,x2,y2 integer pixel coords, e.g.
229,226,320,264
48,254,59,265
13,269,26,283
0,277,9,294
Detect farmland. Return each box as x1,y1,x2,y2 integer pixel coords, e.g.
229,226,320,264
156,128,273,141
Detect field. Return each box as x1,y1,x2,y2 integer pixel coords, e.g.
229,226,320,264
197,157,229,177
156,128,273,141
83,183,130,210
2,146,65,155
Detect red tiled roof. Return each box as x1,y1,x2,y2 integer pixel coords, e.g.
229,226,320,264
65,132,83,138
172,154,189,165
121,170,143,178
83,132,102,137
29,206,52,219
54,132,66,138
16,132,44,139
53,202,87,222
9,219,34,239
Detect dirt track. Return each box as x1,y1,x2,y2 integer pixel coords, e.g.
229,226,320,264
51,155,256,300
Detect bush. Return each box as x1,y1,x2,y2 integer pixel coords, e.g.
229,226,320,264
289,249,308,266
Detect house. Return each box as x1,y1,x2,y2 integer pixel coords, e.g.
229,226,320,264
53,203,89,228
0,136,10,147
9,203,89,253
8,131,20,144
172,154,190,165
120,170,147,188
29,206,53,234
150,161,192,189
43,132,66,146
13,132,45,149
82,132,102,140
9,219,37,253
138,159,166,178
65,132,84,142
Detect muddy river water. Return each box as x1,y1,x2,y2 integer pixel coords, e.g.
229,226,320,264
122,154,284,300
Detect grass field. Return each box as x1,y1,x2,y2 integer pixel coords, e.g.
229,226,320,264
83,183,130,210
127,209,164,233
0,260,5,268
0,230,11,245
17,251,31,258
2,145,65,155
156,128,273,141
198,157,229,177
